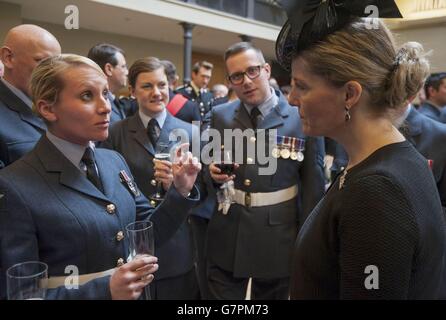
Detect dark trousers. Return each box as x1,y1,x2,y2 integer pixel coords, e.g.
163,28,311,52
189,215,212,299
207,263,290,300
149,268,200,300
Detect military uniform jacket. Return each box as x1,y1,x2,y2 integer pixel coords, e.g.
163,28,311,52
0,135,199,299
176,84,214,120
0,80,46,167
419,101,444,123
108,96,126,125
167,90,201,124
404,108,446,209
101,112,201,280
204,91,325,278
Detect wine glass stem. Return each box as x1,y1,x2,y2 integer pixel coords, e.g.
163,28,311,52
144,285,152,300
156,182,164,198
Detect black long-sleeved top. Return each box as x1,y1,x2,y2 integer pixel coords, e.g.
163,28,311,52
291,141,446,299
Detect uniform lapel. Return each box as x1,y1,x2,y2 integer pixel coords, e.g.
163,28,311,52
128,113,156,156
36,136,110,202
259,93,289,130
157,113,178,152
108,95,125,120
95,150,117,199
0,80,46,132
234,102,253,130
404,107,423,147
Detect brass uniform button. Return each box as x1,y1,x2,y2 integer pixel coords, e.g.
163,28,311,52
116,231,124,242
151,179,157,186
106,204,116,214
244,179,251,187
117,258,124,267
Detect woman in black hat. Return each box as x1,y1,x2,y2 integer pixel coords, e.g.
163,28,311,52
277,0,446,299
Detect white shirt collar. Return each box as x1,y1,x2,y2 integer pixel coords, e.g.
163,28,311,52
1,77,33,109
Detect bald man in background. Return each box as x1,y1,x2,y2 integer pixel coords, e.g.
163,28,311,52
0,24,61,167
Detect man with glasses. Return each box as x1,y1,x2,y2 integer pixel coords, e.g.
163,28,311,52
204,42,325,299
88,43,134,124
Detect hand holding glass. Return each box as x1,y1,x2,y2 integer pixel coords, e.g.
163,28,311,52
126,221,155,300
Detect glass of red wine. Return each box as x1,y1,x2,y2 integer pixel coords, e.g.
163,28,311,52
216,149,235,176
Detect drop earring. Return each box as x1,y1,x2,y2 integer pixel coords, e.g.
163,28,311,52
345,106,351,122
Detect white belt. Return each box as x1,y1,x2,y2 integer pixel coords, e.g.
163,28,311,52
47,268,115,289
233,184,298,208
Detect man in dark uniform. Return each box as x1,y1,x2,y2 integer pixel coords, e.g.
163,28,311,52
162,60,201,124
0,24,61,167
205,42,325,299
419,72,446,123
176,61,214,120
88,43,136,123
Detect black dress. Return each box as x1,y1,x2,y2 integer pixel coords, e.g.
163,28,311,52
291,141,446,299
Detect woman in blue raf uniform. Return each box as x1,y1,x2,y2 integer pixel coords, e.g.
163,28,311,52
0,54,201,299
277,0,446,299
101,57,202,299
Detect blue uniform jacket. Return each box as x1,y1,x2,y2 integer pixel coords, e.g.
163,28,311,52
0,80,46,167
204,91,325,278
101,112,205,281
0,135,199,299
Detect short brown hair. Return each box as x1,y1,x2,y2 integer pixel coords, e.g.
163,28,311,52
128,57,164,88
224,42,265,63
192,61,213,74
425,73,446,99
87,43,125,72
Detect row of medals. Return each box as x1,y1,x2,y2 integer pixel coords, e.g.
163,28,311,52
271,136,305,162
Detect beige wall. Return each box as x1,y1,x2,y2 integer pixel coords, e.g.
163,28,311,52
0,2,21,42
1,0,445,80
22,19,185,76
394,24,446,72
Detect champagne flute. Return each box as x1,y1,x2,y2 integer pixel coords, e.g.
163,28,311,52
7,261,48,300
149,143,170,206
126,221,155,300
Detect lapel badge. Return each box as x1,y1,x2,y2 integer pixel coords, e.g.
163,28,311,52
119,170,141,197
428,159,434,170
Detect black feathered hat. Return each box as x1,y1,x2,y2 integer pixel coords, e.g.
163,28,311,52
276,0,403,70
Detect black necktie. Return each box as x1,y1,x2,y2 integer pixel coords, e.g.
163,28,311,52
82,147,104,193
147,118,161,147
250,107,262,129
